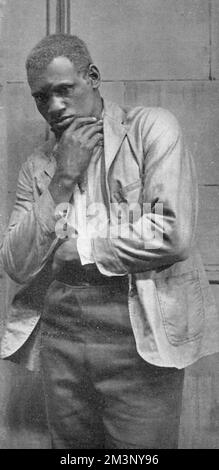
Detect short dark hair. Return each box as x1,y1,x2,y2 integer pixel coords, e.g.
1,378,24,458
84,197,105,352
26,33,93,87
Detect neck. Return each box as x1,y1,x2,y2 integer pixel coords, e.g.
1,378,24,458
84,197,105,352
92,91,103,119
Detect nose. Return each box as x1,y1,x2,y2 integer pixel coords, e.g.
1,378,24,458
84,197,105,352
48,94,66,119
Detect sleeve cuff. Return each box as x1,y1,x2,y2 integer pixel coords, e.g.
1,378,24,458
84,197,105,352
92,237,128,276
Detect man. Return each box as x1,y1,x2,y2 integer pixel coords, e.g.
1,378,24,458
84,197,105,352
1,34,218,449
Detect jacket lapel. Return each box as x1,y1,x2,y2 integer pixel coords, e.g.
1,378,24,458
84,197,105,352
103,100,128,172
33,140,57,194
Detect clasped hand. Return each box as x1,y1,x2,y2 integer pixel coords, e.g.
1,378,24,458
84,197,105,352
49,116,103,202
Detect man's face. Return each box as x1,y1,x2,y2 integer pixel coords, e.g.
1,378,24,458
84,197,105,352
30,56,100,136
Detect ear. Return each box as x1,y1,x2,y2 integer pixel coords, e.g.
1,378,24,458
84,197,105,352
87,64,101,89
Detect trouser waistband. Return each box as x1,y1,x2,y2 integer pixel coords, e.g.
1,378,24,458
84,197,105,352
55,262,128,288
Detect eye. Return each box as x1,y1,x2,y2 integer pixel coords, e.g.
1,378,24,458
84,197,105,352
57,84,75,97
59,85,69,95
34,93,48,105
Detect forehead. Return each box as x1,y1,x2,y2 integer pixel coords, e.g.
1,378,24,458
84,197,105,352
30,56,78,94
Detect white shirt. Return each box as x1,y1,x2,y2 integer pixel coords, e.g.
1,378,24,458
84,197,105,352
67,144,104,265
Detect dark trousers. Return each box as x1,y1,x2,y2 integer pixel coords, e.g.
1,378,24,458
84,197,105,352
40,279,184,449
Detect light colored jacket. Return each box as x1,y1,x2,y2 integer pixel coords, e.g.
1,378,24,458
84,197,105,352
1,100,218,370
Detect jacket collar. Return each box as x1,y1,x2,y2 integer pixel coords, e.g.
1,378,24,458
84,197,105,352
103,100,128,171
33,139,56,193
43,137,57,177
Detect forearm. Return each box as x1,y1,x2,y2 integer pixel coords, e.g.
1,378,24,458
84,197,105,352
92,211,193,276
48,172,76,205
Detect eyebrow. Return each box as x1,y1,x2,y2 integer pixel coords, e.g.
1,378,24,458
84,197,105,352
32,82,74,97
31,87,48,98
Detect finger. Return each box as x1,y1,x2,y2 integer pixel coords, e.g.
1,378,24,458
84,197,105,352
87,133,104,151
92,140,104,154
81,123,103,140
66,116,99,134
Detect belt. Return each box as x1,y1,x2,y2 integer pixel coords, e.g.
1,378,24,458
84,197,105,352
55,262,128,289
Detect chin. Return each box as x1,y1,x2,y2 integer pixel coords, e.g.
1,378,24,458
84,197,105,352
51,127,62,139
51,122,71,138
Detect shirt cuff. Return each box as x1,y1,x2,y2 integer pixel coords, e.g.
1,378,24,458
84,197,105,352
77,236,95,265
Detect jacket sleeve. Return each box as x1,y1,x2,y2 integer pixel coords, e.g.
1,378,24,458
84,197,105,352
92,108,198,275
1,158,60,284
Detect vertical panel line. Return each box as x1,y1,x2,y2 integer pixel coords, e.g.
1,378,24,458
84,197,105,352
46,0,51,140
60,0,65,33
46,0,50,35
66,0,71,34
56,0,61,33
209,0,213,80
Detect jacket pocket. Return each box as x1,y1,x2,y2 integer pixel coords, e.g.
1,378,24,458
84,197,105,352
155,270,204,345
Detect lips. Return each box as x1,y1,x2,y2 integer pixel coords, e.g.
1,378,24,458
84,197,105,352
50,115,75,130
